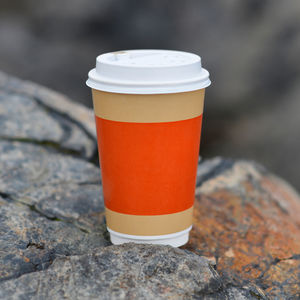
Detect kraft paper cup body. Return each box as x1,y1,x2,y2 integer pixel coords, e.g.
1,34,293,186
92,89,205,246
87,50,211,247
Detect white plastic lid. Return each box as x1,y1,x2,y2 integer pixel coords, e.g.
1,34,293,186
86,49,211,94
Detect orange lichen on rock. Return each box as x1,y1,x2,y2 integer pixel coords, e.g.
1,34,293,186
183,160,300,299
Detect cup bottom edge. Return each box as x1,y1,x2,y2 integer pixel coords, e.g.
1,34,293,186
107,226,192,247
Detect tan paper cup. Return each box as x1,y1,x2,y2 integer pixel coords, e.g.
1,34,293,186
87,50,211,247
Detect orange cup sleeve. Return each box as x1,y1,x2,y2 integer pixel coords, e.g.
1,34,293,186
95,115,202,216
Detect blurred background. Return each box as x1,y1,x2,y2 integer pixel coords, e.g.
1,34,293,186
0,0,299,190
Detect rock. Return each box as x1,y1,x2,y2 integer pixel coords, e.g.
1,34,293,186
0,244,265,300
0,73,109,286
0,197,108,282
0,73,299,299
0,141,104,230
0,71,97,160
184,158,300,299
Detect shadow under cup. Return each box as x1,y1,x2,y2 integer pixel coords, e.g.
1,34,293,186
92,89,205,247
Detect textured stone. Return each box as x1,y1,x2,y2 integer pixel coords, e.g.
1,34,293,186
0,140,104,231
0,244,265,300
1,73,299,299
0,197,108,282
0,71,97,160
0,74,110,288
184,158,300,299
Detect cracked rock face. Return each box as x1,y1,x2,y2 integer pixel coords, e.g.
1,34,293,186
0,244,263,300
0,197,108,282
0,72,299,299
0,141,104,231
0,71,97,160
184,158,300,299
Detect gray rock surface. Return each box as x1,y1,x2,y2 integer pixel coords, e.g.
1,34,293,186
0,244,263,300
0,72,109,290
0,197,108,282
1,72,299,299
0,71,97,160
0,140,105,231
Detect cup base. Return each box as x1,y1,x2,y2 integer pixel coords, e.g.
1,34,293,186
107,226,192,247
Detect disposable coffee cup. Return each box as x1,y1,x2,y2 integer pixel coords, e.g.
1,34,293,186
87,50,211,247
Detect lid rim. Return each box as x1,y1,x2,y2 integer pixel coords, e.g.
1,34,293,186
87,49,211,94
88,68,210,85
86,78,211,94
